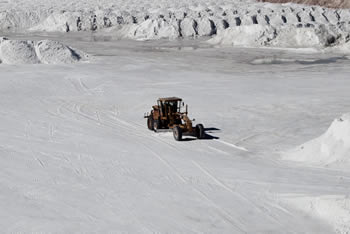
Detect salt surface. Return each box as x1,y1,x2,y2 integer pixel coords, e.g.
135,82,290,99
283,195,350,234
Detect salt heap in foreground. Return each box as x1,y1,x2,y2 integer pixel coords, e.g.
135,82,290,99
0,38,89,64
283,113,350,167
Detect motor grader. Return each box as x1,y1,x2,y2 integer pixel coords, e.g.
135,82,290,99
144,97,205,141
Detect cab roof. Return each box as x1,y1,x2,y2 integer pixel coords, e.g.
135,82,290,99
158,97,182,102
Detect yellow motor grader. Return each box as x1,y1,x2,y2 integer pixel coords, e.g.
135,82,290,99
144,97,205,141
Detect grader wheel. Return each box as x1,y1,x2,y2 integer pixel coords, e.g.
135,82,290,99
147,115,154,130
196,124,205,139
173,126,182,141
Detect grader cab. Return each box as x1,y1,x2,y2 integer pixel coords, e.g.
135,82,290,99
144,97,205,141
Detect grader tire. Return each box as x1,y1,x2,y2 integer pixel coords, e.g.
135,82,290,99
147,115,154,130
196,124,205,139
173,126,182,141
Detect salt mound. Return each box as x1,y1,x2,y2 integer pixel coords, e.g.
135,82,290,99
272,25,338,48
126,19,180,40
3,0,350,51
35,40,84,64
110,17,216,40
327,41,350,54
209,25,341,49
29,11,86,32
208,25,277,47
9,1,350,51
0,38,88,64
0,40,39,64
283,113,350,167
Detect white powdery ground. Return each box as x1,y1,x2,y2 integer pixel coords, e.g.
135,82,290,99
282,195,350,234
1,35,350,233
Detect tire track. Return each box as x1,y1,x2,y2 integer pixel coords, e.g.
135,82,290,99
38,101,155,232
191,160,284,226
132,122,287,229
140,142,246,233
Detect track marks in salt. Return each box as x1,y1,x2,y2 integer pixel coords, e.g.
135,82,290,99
215,139,249,152
191,160,288,228
142,144,246,232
